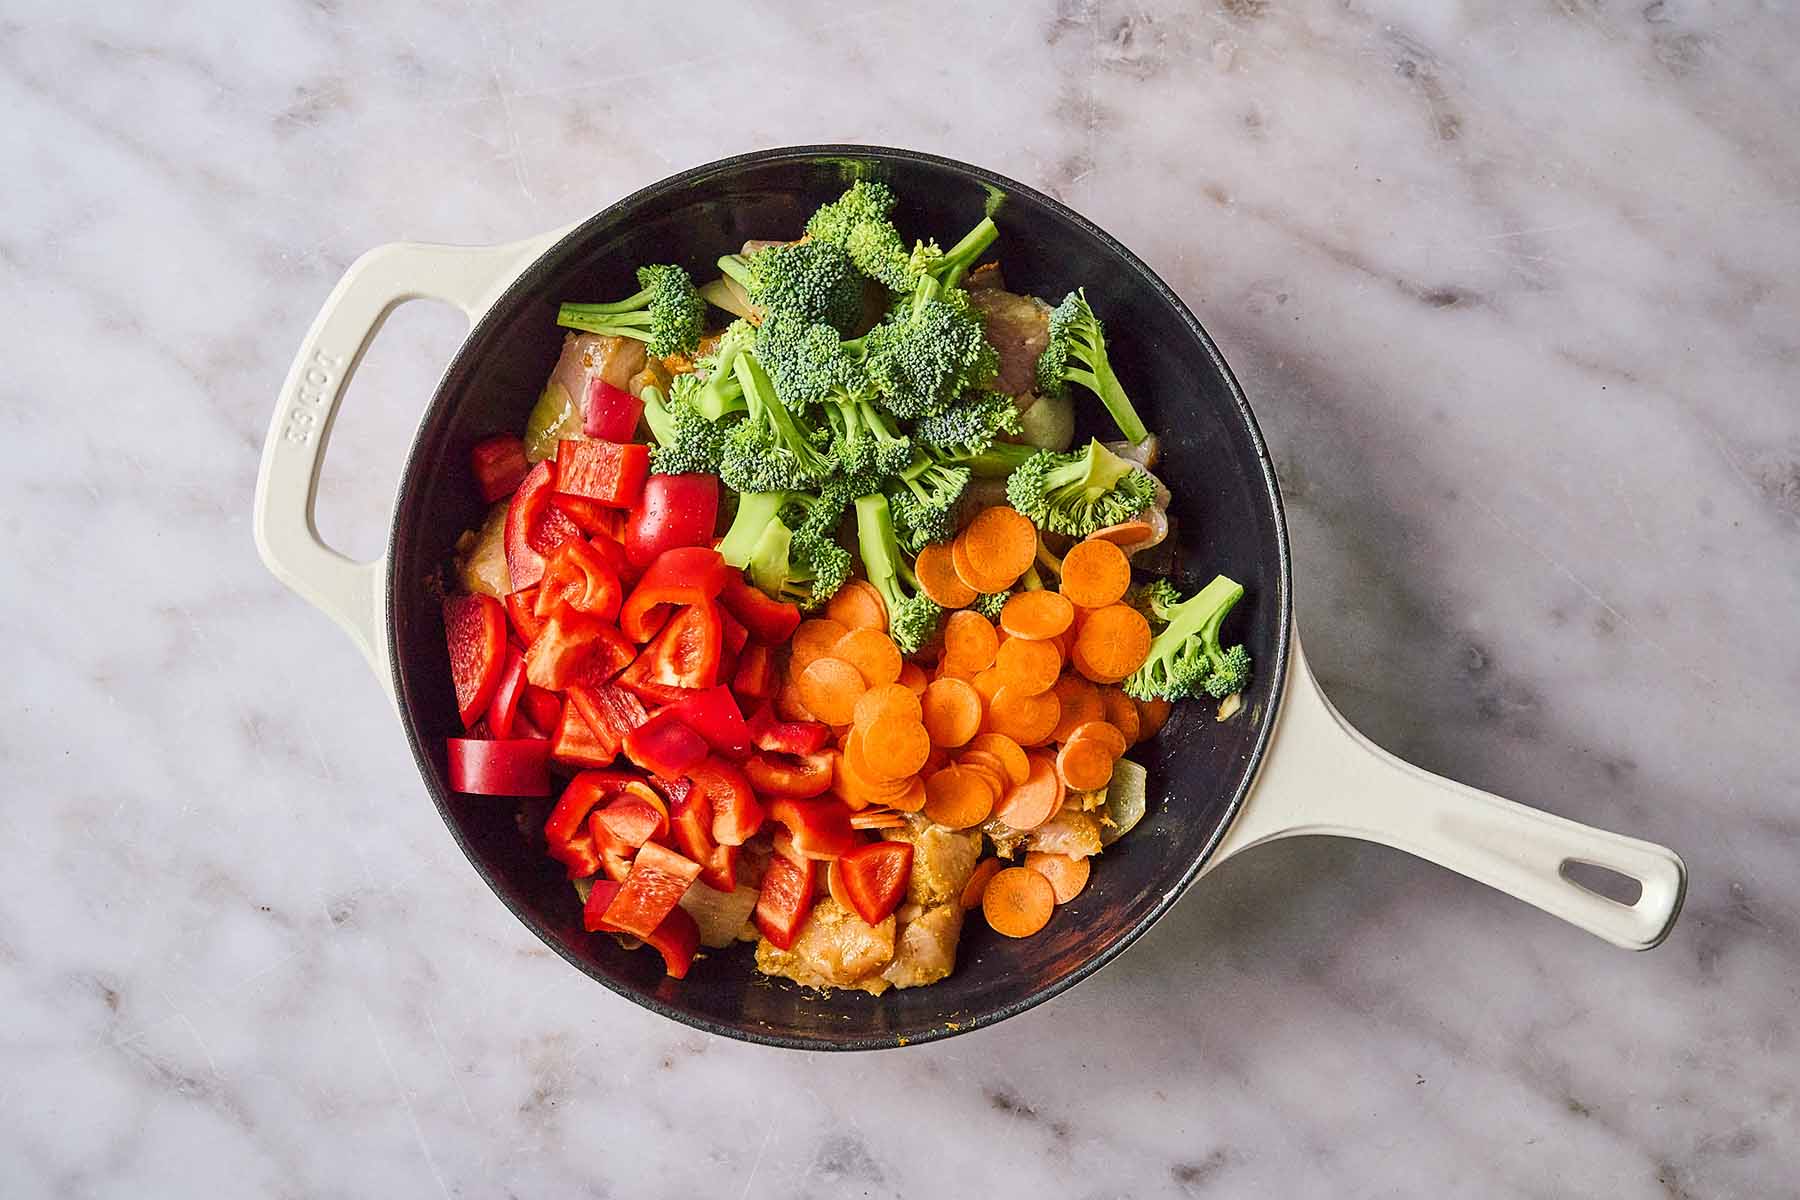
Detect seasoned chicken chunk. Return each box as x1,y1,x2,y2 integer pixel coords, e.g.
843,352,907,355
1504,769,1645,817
881,902,965,989
550,332,647,408
968,288,1051,396
754,899,896,994
884,819,982,907
1026,808,1103,859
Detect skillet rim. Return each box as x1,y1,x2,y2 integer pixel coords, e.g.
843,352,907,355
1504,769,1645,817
386,144,1293,1050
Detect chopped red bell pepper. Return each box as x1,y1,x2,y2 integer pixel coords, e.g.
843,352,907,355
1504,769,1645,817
550,702,616,770
622,708,709,777
667,779,737,892
625,474,720,568
639,602,723,690
520,686,562,739
603,842,701,938
525,608,635,691
614,651,692,706
556,438,649,509
731,644,778,703
566,683,647,754
686,756,764,846
533,538,623,623
836,841,913,926
767,797,858,859
719,608,750,655
583,378,644,442
753,853,816,950
660,686,751,760
585,879,700,978
470,433,530,504
584,878,623,932
545,771,637,844
747,704,830,756
719,574,802,646
445,737,551,796
485,646,529,737
620,546,730,642
745,750,837,800
444,593,507,729
591,793,669,856
505,588,546,644
505,460,584,590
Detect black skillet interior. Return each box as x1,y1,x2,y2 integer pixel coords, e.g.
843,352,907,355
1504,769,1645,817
388,147,1290,1049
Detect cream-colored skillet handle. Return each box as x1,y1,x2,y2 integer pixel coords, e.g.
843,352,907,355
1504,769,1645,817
1203,631,1687,950
253,231,569,698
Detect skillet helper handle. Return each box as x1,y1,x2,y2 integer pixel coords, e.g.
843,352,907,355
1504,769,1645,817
1209,633,1686,950
253,234,563,693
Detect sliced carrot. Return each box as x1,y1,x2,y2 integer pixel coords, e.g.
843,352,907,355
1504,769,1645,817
898,661,929,695
1058,538,1132,609
862,715,931,779
999,590,1075,641
994,753,1064,830
1072,604,1152,683
850,810,906,830
984,686,1061,747
915,542,977,609
972,667,1006,704
827,858,855,910
982,866,1056,937
889,775,927,813
993,637,1063,697
1056,737,1116,791
853,682,923,729
790,617,850,670
923,745,952,776
797,655,867,725
1086,520,1154,548
950,536,991,595
960,858,1005,910
1064,719,1128,758
962,507,1037,590
1099,686,1141,744
833,626,902,687
957,746,1009,781
1025,851,1091,904
1136,695,1173,741
826,579,887,631
923,766,995,829
920,676,983,748
843,731,914,796
967,733,1029,787
1050,675,1104,742
776,677,816,722
941,610,999,673
956,757,1009,802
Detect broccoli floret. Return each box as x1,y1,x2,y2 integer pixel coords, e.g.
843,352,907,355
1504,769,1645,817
861,278,998,420
642,383,732,476
1123,575,1253,702
718,491,851,611
1035,289,1148,445
886,457,969,553
824,394,912,492
945,439,1040,478
971,591,1011,620
1005,438,1156,538
557,264,706,358
910,391,1022,459
1125,578,1184,625
717,351,835,494
804,181,898,247
853,492,942,654
753,311,863,410
718,240,864,333
682,320,755,421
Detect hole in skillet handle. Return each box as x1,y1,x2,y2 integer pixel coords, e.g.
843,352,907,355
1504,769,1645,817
1558,859,1644,907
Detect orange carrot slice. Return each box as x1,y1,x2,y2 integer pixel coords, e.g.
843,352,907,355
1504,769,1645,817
853,681,923,728
797,655,867,725
1064,719,1128,758
1025,851,1091,904
1072,604,1151,683
827,859,855,909
956,757,1010,802
950,535,991,595
790,617,850,670
826,579,887,631
998,590,1075,641
1086,520,1155,548
941,610,999,673
972,667,1006,704
994,753,1064,830
833,626,902,687
960,857,1004,910
1056,736,1115,791
993,637,1063,697
1049,675,1104,742
983,866,1056,937
923,766,995,829
850,810,907,830
962,507,1037,590
985,686,1061,747
967,733,1029,787
889,775,927,813
921,676,983,748
915,542,977,609
1135,695,1173,741
1059,539,1132,609
898,661,929,695
862,715,931,779
776,677,816,722
1099,686,1141,744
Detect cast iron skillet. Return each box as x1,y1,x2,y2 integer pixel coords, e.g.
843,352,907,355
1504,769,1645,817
256,146,1683,1051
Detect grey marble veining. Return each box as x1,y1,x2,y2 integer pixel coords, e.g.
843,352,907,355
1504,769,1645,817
3,1,1797,1195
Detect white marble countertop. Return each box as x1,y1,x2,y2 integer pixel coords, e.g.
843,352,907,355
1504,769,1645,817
7,0,1797,1194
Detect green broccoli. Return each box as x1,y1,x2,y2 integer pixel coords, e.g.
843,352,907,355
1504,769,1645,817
1125,578,1184,625
557,264,706,358
717,240,864,333
971,591,1011,620
886,456,969,553
752,311,863,410
804,181,898,248
642,383,732,476
824,394,912,492
1035,289,1148,446
718,351,835,494
1005,439,1156,538
861,278,998,420
718,492,851,610
1123,575,1253,702
853,492,942,654
910,391,1022,460
681,320,755,421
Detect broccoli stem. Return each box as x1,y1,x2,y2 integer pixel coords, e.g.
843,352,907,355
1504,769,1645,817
640,384,675,445
957,440,1039,477
1069,355,1147,446
936,217,998,290
719,492,786,568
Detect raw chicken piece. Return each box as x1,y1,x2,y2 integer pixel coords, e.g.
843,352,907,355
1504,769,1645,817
884,818,982,907
755,899,897,994
549,332,646,408
881,902,965,989
678,880,759,949
967,288,1051,396
1026,808,1103,859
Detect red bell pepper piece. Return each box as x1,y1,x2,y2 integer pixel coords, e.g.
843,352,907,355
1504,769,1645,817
603,842,701,938
591,788,670,855
836,841,913,926
470,433,529,504
525,608,635,691
767,797,858,859
614,650,693,706
445,737,551,796
582,378,644,442
556,438,649,509
625,474,720,568
754,853,816,950
620,546,729,643
543,770,639,877
686,756,764,847
666,778,738,893
505,588,546,645
566,683,647,753
533,538,623,623
660,686,751,760
584,878,623,932
485,646,529,737
550,702,616,770
746,703,830,756
505,460,584,590
639,602,723,690
622,708,709,777
731,644,778,703
584,879,701,978
520,686,562,739
745,750,837,800
444,593,507,729
719,574,802,646
719,608,750,655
